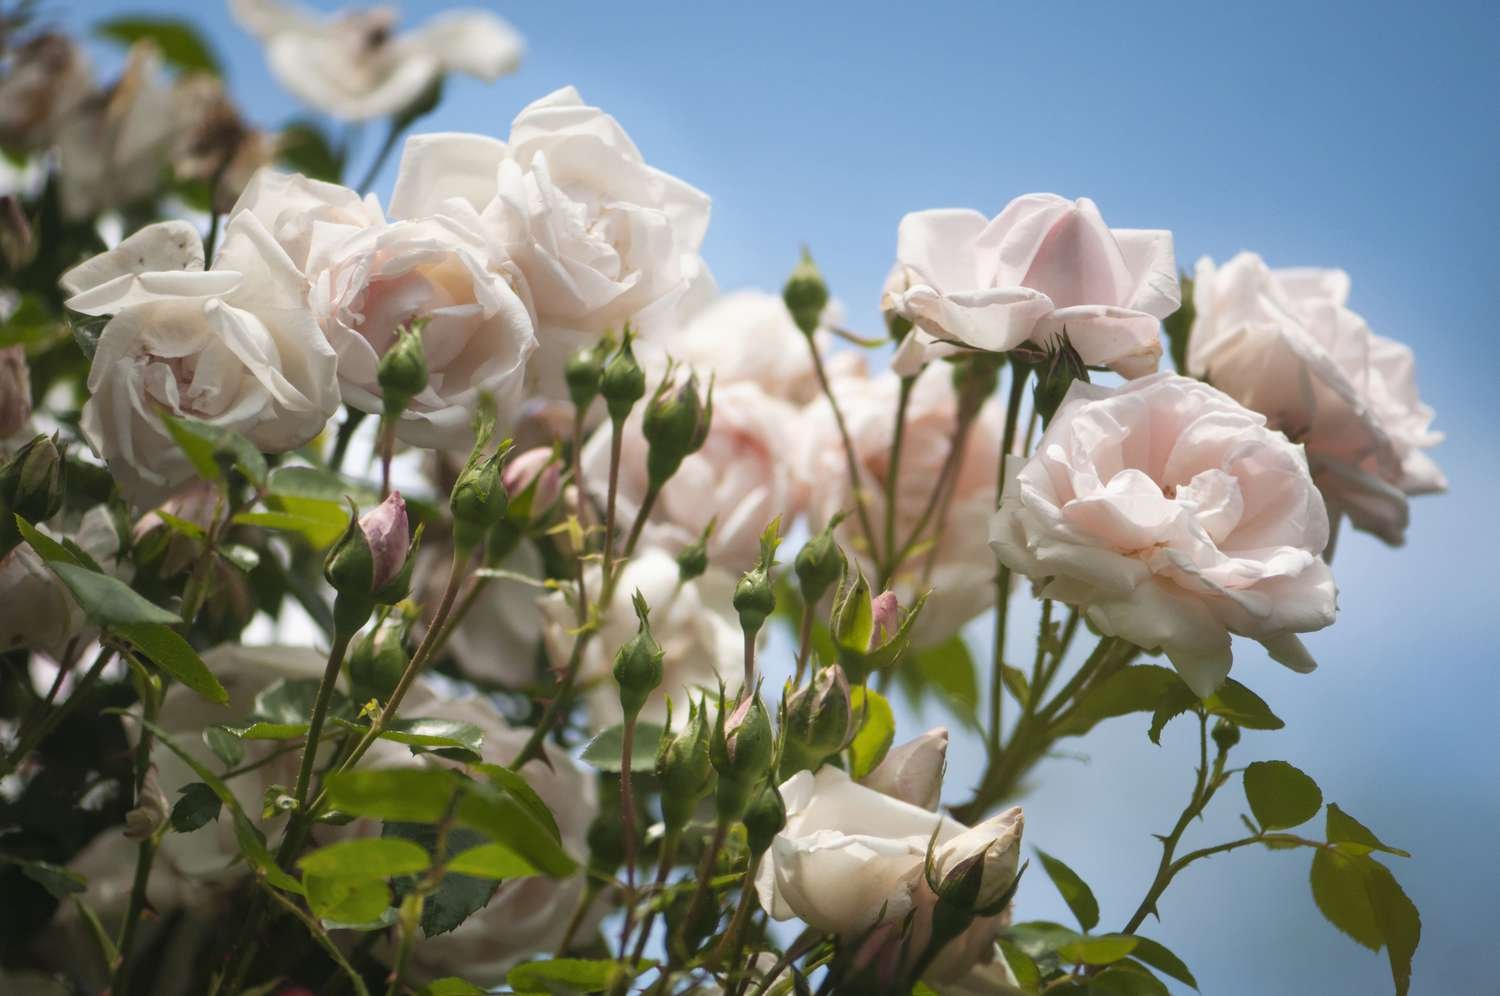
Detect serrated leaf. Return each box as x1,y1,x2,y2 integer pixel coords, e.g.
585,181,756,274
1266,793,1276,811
1326,803,1410,858
1128,936,1197,990
1056,933,1138,965
1006,921,1081,960
96,17,221,73
419,981,486,996
1061,664,1180,737
1035,849,1099,931
1202,679,1283,730
1309,849,1382,950
234,505,349,548
50,562,181,626
117,622,229,704
1090,961,1170,996
379,718,485,756
386,823,495,937
7,858,86,898
1243,761,1322,831
445,841,538,881
998,937,1042,993
14,515,83,566
203,725,244,766
1148,680,1196,745
299,838,431,879
254,677,348,726
170,782,222,832
847,686,895,779
508,958,650,994
1365,861,1421,996
579,722,663,773
304,873,390,926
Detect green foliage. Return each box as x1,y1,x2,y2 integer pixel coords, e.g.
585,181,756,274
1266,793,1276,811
1128,937,1198,990
1326,802,1410,857
96,17,222,73
277,121,344,182
1035,849,1100,931
385,823,496,937
899,635,980,725
297,838,431,879
580,721,664,772
117,623,228,704
1,856,86,898
847,686,894,778
508,958,652,994
304,873,390,927
1162,275,1195,375
170,782,221,833
1243,761,1323,830
161,414,267,490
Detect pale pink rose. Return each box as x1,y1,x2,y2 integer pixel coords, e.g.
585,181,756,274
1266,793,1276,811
503,446,562,511
869,590,901,647
61,217,340,507
1188,252,1445,546
226,168,385,273
798,362,1002,646
882,194,1179,377
388,87,712,400
991,373,1338,697
538,547,741,731
755,766,1023,984
862,727,949,810
230,0,523,122
359,491,409,591
582,379,802,573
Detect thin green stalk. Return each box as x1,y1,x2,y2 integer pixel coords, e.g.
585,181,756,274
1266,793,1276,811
601,419,625,583
622,479,662,561
615,716,641,957
355,116,407,195
290,628,355,810
879,376,916,580
805,329,880,563
1120,711,1211,935
986,366,1029,758
627,831,680,967
793,601,814,685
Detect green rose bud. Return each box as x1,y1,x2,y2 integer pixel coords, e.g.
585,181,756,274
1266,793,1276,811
782,664,853,775
612,591,665,720
450,443,511,551
1211,718,1241,755
1032,335,1089,427
377,320,429,417
734,518,782,639
643,366,712,487
600,329,646,425
565,339,608,412
655,695,714,833
743,780,787,858
795,512,847,606
783,248,829,337
675,518,715,582
0,433,63,555
349,612,411,703
711,686,773,822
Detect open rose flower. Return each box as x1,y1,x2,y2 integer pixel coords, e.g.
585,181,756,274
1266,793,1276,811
863,727,949,810
798,362,1003,646
1188,252,1446,547
0,33,93,152
230,0,524,121
539,547,741,731
883,194,1179,377
991,373,1338,697
228,169,385,273
304,204,537,449
755,765,1023,985
389,86,712,398
60,217,340,506
583,379,802,572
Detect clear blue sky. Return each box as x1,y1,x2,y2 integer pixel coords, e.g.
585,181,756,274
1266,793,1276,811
65,2,1500,993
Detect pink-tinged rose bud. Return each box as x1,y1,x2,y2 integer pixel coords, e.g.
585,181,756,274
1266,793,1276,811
933,806,1025,911
503,446,562,511
863,727,948,810
870,590,900,649
361,492,410,592
0,345,31,438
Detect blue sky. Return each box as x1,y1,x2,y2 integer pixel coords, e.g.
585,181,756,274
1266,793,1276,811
64,1,1500,992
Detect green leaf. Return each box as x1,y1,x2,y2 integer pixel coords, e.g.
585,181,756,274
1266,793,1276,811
847,686,895,779
378,718,485,756
910,636,980,722
49,563,180,626
255,677,349,726
473,763,563,841
1089,961,1170,996
14,515,83,566
998,937,1042,993
117,622,229,704
508,958,649,994
1001,664,1030,710
304,873,390,927
579,722,663,773
1006,920,1083,961
203,725,245,767
386,823,495,937
0,293,62,348
170,781,222,832
277,121,343,182
1309,848,1382,950
96,17,221,73
1057,933,1138,966
267,464,374,503
1148,679,1197,745
237,492,352,548
446,841,539,881
419,981,487,996
1202,679,1283,730
1128,937,1197,990
1365,861,1421,996
1326,803,1410,858
1162,275,1195,375
299,838,431,879
1035,849,1099,931
1061,664,1180,737
1242,761,1323,831
161,414,267,489
5,857,86,898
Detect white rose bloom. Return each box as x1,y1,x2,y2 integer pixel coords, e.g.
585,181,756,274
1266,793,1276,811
1188,252,1445,546
755,765,1023,984
225,167,385,274
862,727,949,810
798,363,1003,646
0,33,93,152
883,194,1179,378
60,218,340,507
304,202,537,449
991,373,1338,697
539,547,741,731
388,86,712,398
582,379,803,573
230,0,524,121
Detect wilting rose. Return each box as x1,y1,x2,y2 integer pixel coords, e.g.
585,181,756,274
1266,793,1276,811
60,217,340,506
0,507,122,656
798,363,1003,646
862,727,949,810
304,205,536,449
228,168,385,273
1188,252,1446,546
991,373,1338,697
582,380,801,572
538,547,742,731
883,194,1179,377
755,765,1023,984
230,0,524,121
170,74,280,214
54,43,178,220
389,87,712,398
0,33,93,151
0,344,30,438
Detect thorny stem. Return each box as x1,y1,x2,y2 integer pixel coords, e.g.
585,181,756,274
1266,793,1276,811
289,628,355,812
615,716,641,953
627,831,680,967
986,366,1029,760
378,417,396,499
793,601,815,686
879,376,916,583
601,419,625,584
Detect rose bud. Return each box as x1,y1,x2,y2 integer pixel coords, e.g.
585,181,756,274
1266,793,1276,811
743,780,787,858
783,248,829,337
833,572,927,683
450,444,511,551
795,512,847,607
733,518,782,642
0,433,63,556
655,694,715,833
1212,718,1241,755
711,686,773,822
324,492,416,630
349,612,412,703
123,768,170,841
612,591,665,720
643,366,713,487
870,590,901,648
377,320,429,418
0,344,32,439
600,329,646,425
782,664,854,776
950,354,1002,423
1031,335,1089,428
502,446,563,518
863,727,949,811
565,339,608,412
675,518,715,582
930,807,1025,914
